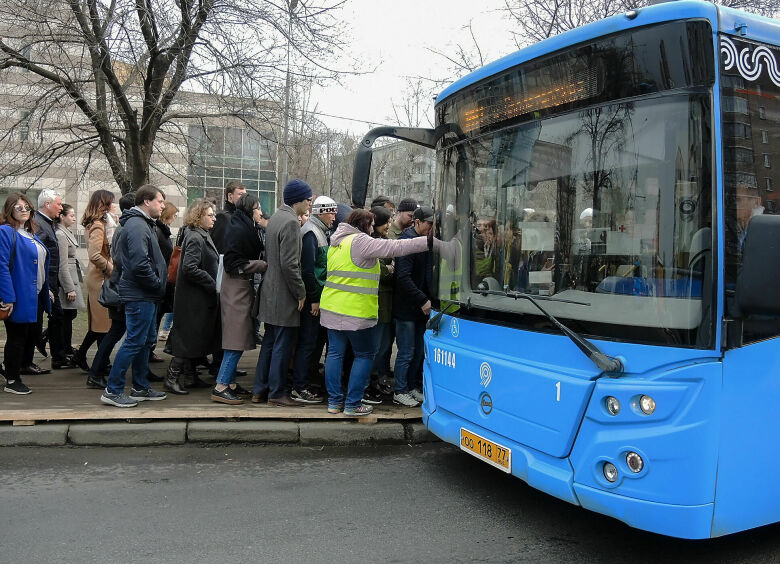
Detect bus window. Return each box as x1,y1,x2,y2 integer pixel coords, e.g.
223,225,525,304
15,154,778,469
722,36,780,345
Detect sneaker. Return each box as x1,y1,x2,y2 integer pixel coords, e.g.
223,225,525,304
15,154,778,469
4,380,31,395
129,388,167,401
291,388,323,404
375,379,393,396
158,329,170,341
100,390,138,407
409,388,424,403
229,383,252,399
344,404,374,417
362,389,383,405
393,392,420,407
327,404,344,414
211,387,244,405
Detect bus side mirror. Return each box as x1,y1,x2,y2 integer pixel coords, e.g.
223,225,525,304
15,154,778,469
736,215,780,316
351,142,373,208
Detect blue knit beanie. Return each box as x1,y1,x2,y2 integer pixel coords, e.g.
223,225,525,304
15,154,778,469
283,179,313,206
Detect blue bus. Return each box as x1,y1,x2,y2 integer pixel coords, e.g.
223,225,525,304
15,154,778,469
351,1,779,538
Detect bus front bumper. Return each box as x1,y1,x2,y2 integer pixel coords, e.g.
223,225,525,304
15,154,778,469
424,406,715,539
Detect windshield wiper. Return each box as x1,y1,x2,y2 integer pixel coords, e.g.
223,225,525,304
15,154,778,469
476,289,591,306
473,290,623,375
427,301,460,334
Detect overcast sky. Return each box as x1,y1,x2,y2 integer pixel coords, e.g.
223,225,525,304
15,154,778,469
311,0,516,135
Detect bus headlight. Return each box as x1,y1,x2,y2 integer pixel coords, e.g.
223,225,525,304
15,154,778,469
626,452,644,473
639,395,656,415
605,396,620,416
603,462,618,482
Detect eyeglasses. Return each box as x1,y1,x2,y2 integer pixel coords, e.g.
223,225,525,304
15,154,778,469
13,204,32,212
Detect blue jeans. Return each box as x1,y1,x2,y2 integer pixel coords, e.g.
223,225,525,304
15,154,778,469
253,324,297,399
325,327,376,409
161,313,174,331
106,301,157,395
216,349,242,386
372,321,394,379
393,319,425,394
292,308,322,392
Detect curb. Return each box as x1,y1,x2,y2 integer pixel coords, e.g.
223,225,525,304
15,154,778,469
0,420,441,447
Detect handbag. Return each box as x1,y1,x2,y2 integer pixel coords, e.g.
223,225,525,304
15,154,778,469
215,254,225,293
98,277,120,308
167,245,181,284
0,230,17,321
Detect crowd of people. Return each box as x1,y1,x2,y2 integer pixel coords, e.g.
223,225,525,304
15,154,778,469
0,180,449,416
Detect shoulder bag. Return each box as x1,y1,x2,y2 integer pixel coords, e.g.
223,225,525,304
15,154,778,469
167,227,187,285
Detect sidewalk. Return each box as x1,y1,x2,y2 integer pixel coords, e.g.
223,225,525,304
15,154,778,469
0,345,436,446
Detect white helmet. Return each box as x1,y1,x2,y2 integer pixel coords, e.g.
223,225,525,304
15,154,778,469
579,207,593,221
312,195,337,215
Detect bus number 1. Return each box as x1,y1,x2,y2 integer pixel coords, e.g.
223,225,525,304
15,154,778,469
555,381,561,402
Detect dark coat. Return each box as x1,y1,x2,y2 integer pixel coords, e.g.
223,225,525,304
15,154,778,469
257,205,305,327
169,226,221,358
34,210,59,291
211,200,235,254
155,220,174,265
0,224,51,322
116,208,167,303
393,225,432,322
155,219,174,312
223,209,262,274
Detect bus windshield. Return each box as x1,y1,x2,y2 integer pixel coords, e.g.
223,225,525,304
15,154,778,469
434,24,715,348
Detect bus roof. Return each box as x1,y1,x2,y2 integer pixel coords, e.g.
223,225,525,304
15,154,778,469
436,0,780,105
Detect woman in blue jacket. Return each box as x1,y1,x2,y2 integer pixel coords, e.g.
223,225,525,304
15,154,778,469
0,193,51,394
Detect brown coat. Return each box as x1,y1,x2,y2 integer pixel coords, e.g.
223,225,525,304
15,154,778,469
85,220,113,333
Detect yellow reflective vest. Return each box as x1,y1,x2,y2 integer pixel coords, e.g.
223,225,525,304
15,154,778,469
320,234,381,320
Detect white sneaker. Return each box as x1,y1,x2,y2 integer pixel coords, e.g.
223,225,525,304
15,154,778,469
409,388,424,403
393,392,420,407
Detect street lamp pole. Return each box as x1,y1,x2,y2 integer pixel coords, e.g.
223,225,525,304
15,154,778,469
279,0,298,204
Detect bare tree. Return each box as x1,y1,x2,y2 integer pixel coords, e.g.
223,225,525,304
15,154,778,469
0,0,348,193
504,0,779,47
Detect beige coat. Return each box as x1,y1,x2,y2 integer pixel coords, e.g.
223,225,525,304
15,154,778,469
85,220,113,333
220,259,266,351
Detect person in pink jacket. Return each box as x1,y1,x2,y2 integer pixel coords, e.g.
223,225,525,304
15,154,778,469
320,208,456,416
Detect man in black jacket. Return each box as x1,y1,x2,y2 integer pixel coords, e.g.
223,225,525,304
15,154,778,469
27,190,66,374
291,195,336,403
392,206,434,407
101,184,168,408
211,180,247,253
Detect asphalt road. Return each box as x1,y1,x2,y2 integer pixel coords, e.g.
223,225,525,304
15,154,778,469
1,443,779,563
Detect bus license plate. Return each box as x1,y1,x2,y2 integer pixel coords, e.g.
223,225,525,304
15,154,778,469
460,428,511,473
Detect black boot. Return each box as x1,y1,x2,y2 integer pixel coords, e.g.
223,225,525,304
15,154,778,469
164,366,189,395
36,329,49,358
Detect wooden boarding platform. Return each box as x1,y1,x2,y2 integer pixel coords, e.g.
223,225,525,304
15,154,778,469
0,350,420,426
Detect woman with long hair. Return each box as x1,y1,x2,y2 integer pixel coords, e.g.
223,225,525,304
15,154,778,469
364,205,395,404
0,193,51,394
149,200,178,365
165,199,220,394
72,189,114,371
320,208,448,416
211,193,267,405
54,204,85,356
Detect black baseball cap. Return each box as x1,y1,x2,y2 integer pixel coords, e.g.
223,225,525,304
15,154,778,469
414,206,434,223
